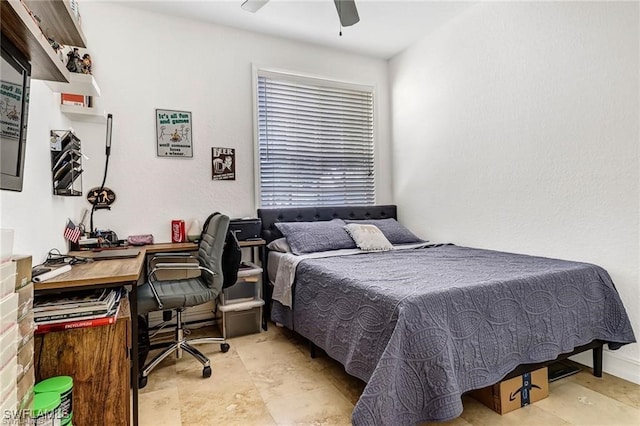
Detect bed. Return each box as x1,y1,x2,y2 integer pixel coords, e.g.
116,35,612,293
257,205,635,425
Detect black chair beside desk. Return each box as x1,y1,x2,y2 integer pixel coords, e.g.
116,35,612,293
136,213,232,388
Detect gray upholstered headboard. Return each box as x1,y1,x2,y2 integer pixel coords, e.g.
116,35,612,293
257,205,398,244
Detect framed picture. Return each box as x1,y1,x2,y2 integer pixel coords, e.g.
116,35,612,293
212,147,235,180
156,109,192,157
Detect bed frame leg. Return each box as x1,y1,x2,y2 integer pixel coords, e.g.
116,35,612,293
310,342,317,359
593,344,603,377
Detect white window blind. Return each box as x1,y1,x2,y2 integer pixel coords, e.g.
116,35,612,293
257,73,374,207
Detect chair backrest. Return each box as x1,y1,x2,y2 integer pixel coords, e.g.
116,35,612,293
197,213,230,294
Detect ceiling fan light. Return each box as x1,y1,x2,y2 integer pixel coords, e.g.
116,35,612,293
241,0,269,13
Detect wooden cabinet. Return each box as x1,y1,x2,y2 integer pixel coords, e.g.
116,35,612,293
34,299,131,426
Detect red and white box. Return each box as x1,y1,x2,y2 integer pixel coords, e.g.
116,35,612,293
61,93,85,106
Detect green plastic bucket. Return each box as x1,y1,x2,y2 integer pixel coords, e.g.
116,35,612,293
34,376,73,424
31,392,61,426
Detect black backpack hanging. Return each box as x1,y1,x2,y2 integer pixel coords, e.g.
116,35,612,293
200,212,241,288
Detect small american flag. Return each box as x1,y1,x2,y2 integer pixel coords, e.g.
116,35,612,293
64,219,82,243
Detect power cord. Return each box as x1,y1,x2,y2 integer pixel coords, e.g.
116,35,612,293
41,248,91,267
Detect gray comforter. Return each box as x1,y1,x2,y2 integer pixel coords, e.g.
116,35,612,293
290,245,635,425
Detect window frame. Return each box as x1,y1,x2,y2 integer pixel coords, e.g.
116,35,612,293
251,66,377,208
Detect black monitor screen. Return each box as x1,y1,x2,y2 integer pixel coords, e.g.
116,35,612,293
1,36,30,192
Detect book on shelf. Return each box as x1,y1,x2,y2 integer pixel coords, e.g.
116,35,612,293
35,289,122,324
61,93,85,106
35,299,126,334
35,307,112,323
34,288,121,313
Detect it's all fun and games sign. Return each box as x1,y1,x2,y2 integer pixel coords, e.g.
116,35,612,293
156,109,193,157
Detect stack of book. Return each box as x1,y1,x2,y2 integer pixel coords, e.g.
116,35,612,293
34,288,124,333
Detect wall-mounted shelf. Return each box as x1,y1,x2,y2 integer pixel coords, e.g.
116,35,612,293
24,0,87,48
60,104,107,123
46,73,101,97
0,0,69,82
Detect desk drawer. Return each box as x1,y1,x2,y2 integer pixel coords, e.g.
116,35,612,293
220,306,262,338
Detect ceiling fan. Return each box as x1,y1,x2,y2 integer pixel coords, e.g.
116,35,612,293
241,0,360,27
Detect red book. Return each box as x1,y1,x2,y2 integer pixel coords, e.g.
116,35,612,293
35,301,123,334
35,314,117,334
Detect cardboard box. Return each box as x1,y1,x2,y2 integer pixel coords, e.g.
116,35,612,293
470,367,549,414
16,336,33,382
16,364,33,412
0,261,16,299
0,323,18,369
16,282,33,319
16,312,34,348
12,256,31,290
0,293,18,332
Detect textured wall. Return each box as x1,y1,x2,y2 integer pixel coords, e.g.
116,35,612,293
389,2,639,382
1,2,391,260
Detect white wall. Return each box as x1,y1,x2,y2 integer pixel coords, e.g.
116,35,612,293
1,2,391,262
79,2,391,243
390,2,639,383
0,81,78,261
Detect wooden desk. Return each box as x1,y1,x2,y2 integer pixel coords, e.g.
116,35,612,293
34,251,144,426
33,244,194,426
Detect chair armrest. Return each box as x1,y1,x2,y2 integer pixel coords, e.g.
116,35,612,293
151,252,196,258
153,262,201,269
149,253,197,267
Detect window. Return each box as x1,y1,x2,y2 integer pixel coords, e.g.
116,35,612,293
257,71,374,207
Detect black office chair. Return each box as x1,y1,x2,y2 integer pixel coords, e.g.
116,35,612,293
137,212,231,388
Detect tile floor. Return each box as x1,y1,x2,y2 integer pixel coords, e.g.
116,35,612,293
139,324,640,425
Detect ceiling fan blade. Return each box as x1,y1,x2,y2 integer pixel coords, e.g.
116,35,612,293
241,0,270,13
333,0,360,27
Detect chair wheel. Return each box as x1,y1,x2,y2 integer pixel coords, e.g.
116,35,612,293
138,376,148,389
203,366,212,378
220,343,230,353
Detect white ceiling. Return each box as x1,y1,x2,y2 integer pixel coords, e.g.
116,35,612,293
118,0,475,59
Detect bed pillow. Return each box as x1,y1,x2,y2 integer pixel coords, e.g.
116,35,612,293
344,218,423,244
266,237,291,253
274,219,356,255
344,224,394,252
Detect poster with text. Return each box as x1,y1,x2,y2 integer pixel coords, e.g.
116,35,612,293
211,147,235,180
1,80,22,140
156,109,192,157
1,81,23,176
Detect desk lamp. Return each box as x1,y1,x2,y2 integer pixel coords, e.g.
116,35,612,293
89,113,113,237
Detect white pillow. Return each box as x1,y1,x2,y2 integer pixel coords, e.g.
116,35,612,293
344,224,394,252
267,237,292,253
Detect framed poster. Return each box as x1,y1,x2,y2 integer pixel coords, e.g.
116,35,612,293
211,147,235,180
156,109,192,157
